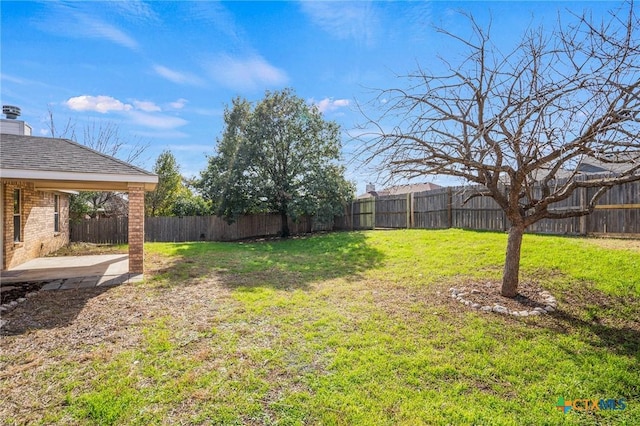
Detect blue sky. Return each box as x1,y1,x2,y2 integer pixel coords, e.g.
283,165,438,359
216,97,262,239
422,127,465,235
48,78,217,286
1,1,616,194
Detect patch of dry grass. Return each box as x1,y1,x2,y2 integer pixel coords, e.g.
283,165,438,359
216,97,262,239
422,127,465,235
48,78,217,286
583,236,640,251
47,242,128,257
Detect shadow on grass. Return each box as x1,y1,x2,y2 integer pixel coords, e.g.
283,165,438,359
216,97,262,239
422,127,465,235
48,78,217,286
1,255,132,336
148,231,386,291
537,293,640,358
1,287,112,336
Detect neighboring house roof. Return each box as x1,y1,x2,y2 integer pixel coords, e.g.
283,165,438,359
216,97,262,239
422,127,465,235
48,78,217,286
384,182,442,195
576,152,640,175
358,182,442,198
0,133,157,191
498,152,640,185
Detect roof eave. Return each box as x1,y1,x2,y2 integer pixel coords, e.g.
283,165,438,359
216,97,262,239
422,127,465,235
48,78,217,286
1,168,158,191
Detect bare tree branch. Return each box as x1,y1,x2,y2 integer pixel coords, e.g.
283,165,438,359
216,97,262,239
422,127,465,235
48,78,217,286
356,2,640,297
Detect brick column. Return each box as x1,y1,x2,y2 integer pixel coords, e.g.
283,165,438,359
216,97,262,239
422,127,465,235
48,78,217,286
128,184,145,275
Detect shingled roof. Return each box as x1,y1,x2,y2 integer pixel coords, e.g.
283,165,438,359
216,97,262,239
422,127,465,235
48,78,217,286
357,182,442,199
577,153,640,175
0,133,157,191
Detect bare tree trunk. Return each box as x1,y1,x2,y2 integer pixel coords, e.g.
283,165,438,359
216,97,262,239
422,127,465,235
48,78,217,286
280,210,290,238
502,224,525,297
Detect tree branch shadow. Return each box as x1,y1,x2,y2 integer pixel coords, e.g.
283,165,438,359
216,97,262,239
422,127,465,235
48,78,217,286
536,295,640,358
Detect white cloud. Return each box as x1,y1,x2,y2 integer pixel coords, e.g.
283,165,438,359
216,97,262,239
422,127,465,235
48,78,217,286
204,54,288,91
80,14,139,50
34,3,140,50
300,1,379,47
187,2,244,43
66,95,133,113
110,0,159,23
1,73,62,91
133,100,161,112
312,97,351,113
128,111,188,129
153,64,204,86
1,73,31,85
168,98,188,109
65,94,188,130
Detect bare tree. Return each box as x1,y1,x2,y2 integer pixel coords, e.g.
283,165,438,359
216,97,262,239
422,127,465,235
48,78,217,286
47,108,148,164
359,3,640,297
47,108,150,219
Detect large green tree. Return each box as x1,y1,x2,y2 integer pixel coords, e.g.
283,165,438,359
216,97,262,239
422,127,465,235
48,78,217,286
171,176,212,217
145,150,184,217
199,88,354,237
199,97,259,220
170,193,211,217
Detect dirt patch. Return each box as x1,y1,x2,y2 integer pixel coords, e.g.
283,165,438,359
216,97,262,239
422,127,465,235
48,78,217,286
0,269,235,421
1,282,46,305
446,279,640,332
47,242,127,257
583,237,640,252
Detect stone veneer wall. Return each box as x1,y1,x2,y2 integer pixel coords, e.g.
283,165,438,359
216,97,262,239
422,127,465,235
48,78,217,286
2,181,70,270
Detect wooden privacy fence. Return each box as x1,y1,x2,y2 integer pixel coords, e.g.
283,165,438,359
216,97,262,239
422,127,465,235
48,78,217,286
70,213,335,244
71,216,129,244
350,180,640,237
70,180,640,244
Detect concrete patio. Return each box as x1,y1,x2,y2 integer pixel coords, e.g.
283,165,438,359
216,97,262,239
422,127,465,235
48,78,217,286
0,255,142,288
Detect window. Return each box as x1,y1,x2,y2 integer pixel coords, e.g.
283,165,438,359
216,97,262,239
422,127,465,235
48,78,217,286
54,194,60,233
13,189,21,242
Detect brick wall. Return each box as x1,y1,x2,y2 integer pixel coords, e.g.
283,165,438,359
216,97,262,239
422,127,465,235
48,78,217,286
127,184,145,274
2,181,70,269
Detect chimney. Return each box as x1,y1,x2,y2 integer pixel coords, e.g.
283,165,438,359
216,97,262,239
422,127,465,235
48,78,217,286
366,183,376,193
1,105,32,135
3,105,21,119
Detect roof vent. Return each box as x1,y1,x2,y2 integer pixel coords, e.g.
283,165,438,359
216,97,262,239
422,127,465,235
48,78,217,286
3,105,21,120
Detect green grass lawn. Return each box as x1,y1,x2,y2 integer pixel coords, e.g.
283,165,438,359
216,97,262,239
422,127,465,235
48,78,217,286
2,229,639,425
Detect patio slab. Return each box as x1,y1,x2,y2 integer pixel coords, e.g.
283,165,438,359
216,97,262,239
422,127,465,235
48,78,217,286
1,255,130,284
0,255,144,316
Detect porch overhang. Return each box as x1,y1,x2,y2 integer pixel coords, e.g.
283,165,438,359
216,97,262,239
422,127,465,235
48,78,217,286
0,168,157,191
1,172,157,276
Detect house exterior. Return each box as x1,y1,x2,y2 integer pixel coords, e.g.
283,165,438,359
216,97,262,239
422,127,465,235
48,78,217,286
574,153,640,176
1,110,157,274
357,182,442,199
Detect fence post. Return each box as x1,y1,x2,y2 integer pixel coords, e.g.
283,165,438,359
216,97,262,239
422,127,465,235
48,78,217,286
351,200,354,231
407,192,412,229
579,186,587,236
371,197,376,229
447,187,453,229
